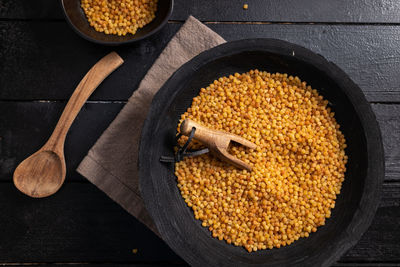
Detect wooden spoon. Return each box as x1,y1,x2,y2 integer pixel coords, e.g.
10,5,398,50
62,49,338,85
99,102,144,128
180,119,257,171
13,52,124,198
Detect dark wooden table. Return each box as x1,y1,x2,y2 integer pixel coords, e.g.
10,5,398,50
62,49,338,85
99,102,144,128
1,1,400,266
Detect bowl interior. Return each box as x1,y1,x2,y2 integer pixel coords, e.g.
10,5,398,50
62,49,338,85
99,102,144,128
61,0,172,44
140,40,382,267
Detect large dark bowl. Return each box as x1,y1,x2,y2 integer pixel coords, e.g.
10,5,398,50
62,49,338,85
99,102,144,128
139,39,384,267
61,0,173,45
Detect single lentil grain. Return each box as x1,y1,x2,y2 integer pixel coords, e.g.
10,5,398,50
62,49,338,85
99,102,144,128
175,70,347,252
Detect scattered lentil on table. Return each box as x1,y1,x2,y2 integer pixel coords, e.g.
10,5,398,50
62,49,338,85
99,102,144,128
81,0,158,36
175,70,347,252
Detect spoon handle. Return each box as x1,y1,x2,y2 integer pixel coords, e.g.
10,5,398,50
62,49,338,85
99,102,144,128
44,52,124,153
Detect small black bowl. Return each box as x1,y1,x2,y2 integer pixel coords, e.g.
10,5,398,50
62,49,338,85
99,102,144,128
139,39,384,267
61,0,173,45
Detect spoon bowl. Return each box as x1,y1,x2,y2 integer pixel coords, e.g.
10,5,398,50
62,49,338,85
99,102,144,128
14,150,65,198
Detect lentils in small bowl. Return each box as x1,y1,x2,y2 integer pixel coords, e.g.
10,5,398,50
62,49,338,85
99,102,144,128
61,0,173,45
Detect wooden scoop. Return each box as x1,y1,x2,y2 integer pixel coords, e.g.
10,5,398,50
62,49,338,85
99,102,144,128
13,52,124,198
180,119,257,171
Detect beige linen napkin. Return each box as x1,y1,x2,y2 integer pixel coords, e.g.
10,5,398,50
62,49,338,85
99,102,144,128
77,16,226,234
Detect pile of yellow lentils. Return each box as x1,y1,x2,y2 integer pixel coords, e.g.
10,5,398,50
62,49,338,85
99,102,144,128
175,70,347,252
81,0,158,36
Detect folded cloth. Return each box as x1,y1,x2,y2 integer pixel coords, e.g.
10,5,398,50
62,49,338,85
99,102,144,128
77,16,226,234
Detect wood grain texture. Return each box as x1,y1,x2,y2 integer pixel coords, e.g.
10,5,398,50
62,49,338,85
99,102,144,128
1,264,398,267
43,52,123,152
2,0,400,23
2,22,400,102
0,21,175,101
180,119,257,171
0,182,181,264
13,150,66,198
0,102,125,182
0,264,398,267
172,0,400,23
0,182,397,263
373,104,400,182
0,0,63,20
12,52,123,198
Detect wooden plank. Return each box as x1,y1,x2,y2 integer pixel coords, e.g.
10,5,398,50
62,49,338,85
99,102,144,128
0,265,174,267
0,182,182,263
0,0,62,20
1,263,399,267
0,21,179,101
0,182,397,263
343,183,400,262
1,264,399,267
1,102,399,182
2,0,400,23
0,102,125,182
373,104,400,182
172,0,400,23
2,21,400,102
335,264,400,267
1,265,183,267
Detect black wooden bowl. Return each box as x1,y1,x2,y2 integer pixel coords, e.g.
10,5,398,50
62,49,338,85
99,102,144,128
61,0,173,45
139,39,384,267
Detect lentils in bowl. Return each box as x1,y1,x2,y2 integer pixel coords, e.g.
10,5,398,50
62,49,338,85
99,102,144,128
139,38,384,267
61,0,173,45
81,0,158,36
175,70,347,252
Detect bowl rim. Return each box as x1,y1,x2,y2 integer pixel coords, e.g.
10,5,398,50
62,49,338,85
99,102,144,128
60,0,174,45
139,38,385,267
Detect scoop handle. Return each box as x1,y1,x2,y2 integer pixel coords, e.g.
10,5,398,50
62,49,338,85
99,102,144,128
180,119,223,148
45,52,124,153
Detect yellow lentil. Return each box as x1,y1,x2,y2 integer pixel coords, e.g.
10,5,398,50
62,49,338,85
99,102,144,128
81,0,158,36
175,70,347,252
